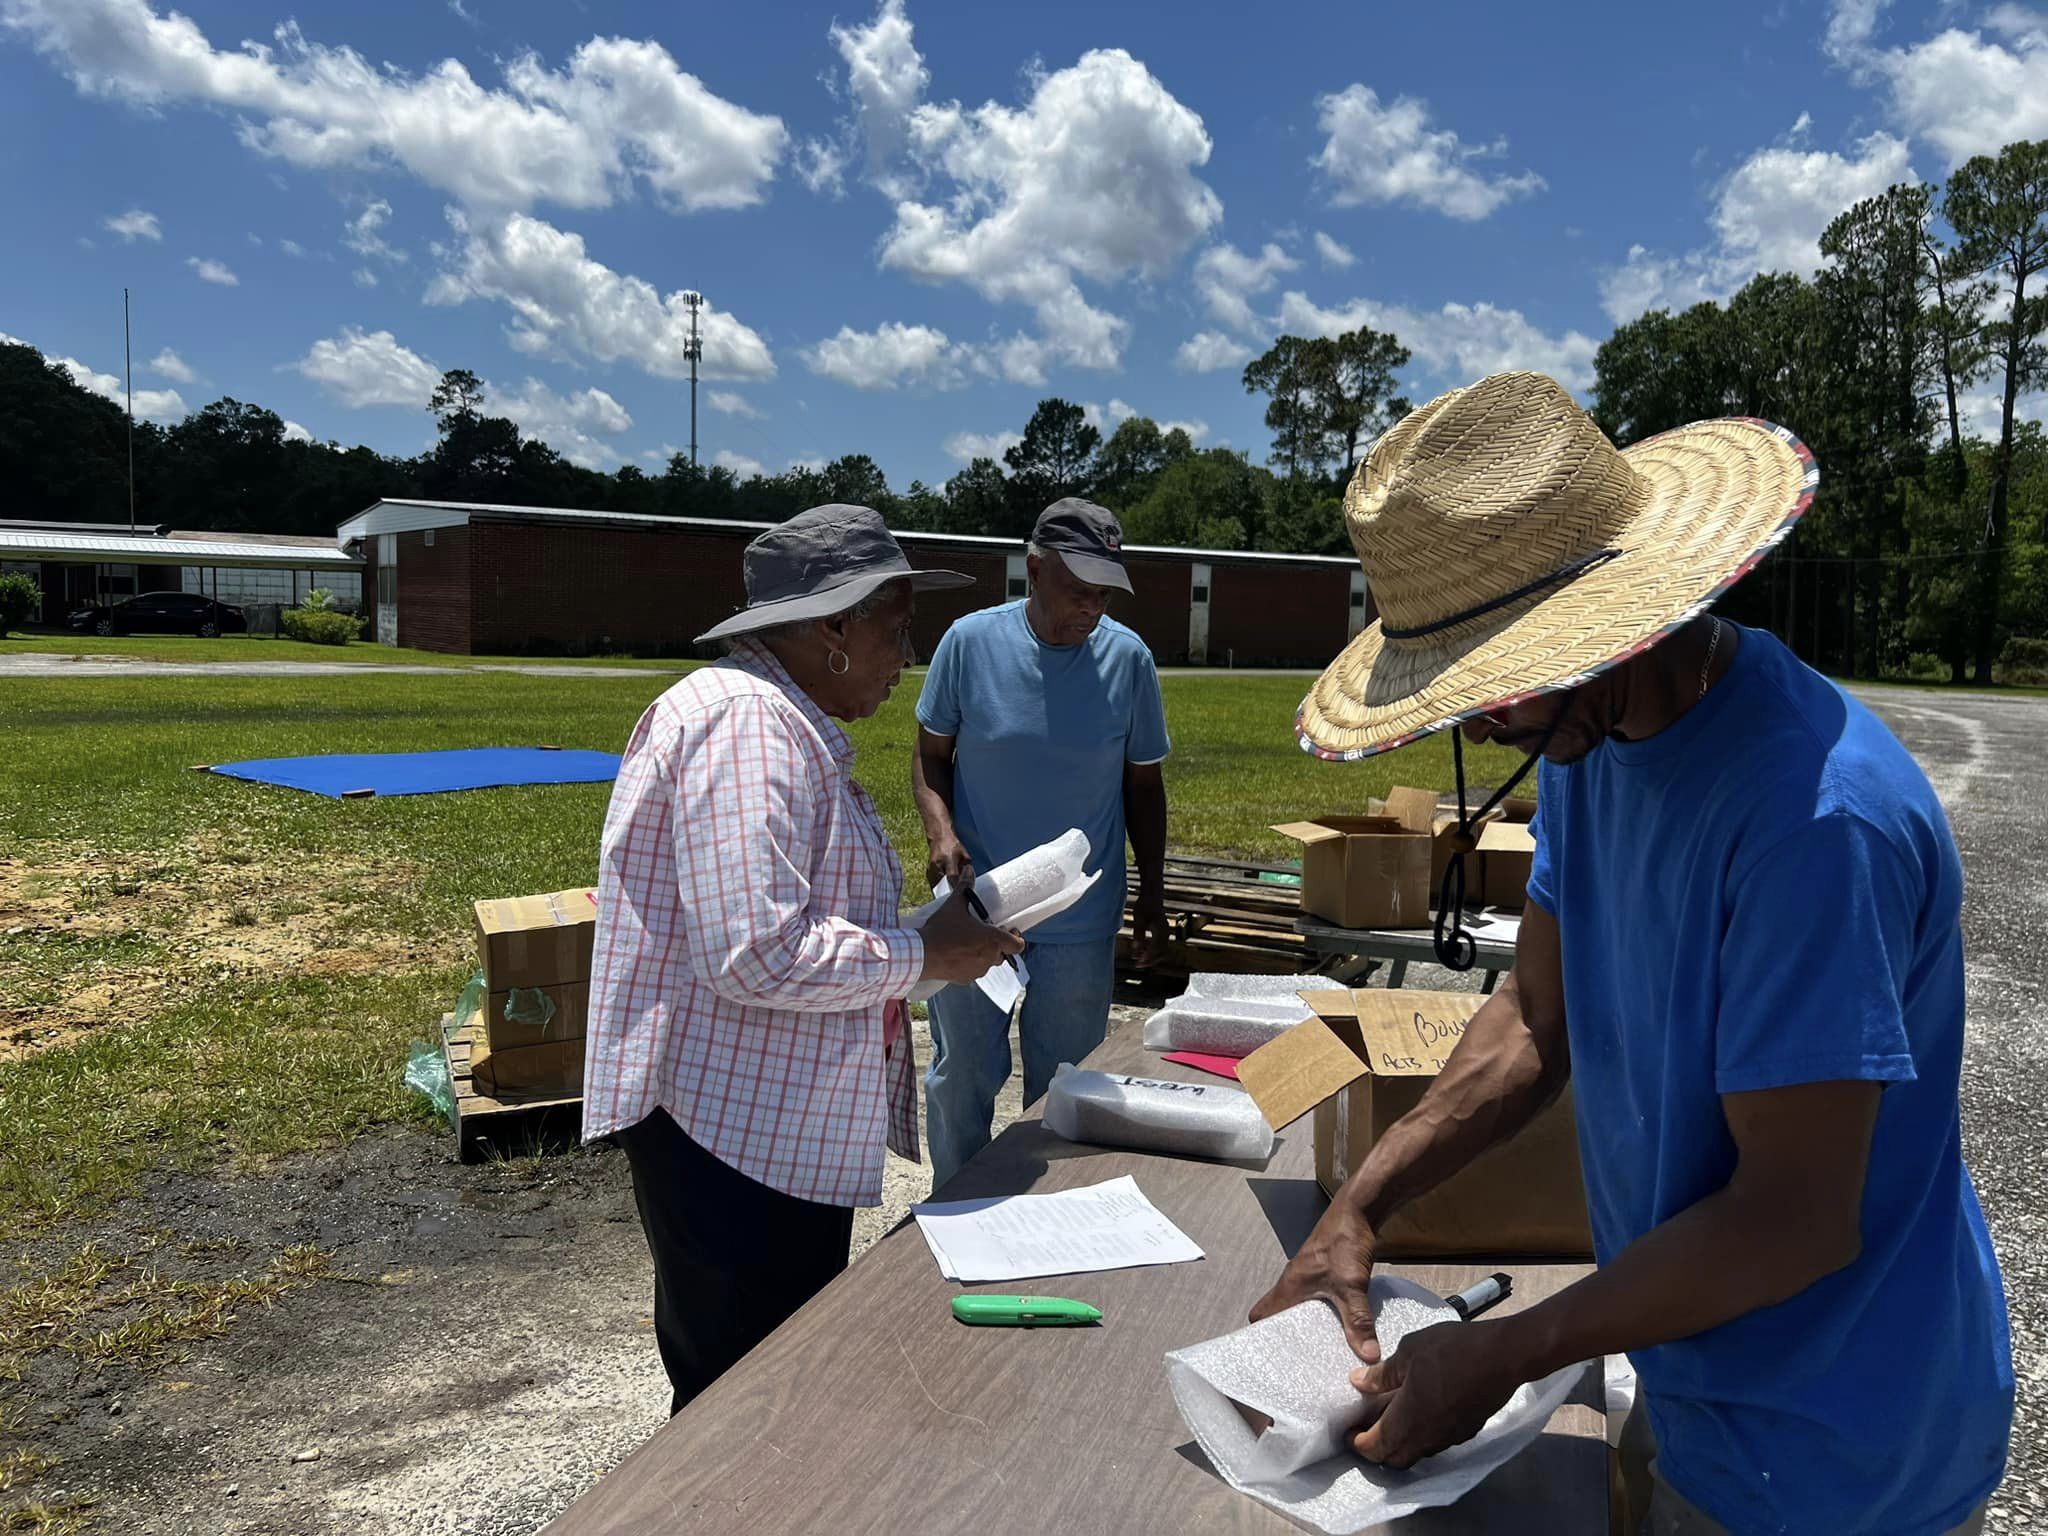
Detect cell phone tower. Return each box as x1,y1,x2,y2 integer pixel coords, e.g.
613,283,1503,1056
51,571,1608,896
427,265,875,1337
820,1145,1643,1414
682,291,704,467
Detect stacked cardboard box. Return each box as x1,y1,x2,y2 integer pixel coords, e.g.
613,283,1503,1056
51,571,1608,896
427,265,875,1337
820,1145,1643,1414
469,887,598,1097
1236,986,1591,1258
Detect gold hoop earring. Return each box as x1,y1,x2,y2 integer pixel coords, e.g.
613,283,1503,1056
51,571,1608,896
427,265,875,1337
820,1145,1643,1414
827,649,851,676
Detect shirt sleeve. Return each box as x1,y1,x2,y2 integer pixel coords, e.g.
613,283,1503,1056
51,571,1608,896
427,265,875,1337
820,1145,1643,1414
669,696,924,1011
1126,649,1171,764
1524,765,1557,915
915,626,963,736
1714,811,1919,1095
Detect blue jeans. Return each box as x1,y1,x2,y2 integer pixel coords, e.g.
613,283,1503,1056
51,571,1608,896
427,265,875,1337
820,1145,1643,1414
924,936,1118,1192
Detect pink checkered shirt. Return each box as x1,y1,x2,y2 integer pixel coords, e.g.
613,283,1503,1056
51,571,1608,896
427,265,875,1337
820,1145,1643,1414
581,640,926,1207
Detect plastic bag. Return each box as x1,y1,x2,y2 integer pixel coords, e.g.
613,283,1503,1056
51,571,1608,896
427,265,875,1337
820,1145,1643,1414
405,1038,455,1124
1142,973,1326,1057
453,968,487,1032
504,986,556,1030
1043,1062,1275,1163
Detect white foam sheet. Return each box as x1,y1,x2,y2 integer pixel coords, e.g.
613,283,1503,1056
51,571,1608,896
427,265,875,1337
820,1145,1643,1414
1166,1279,1583,1533
1043,1063,1276,1163
1141,973,1326,1057
904,829,1098,1003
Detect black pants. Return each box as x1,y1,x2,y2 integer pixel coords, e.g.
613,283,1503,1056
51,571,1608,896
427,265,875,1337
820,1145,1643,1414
615,1108,855,1416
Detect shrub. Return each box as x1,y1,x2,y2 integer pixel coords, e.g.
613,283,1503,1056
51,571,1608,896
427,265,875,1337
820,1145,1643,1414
302,587,337,611
0,572,40,635
1997,635,2048,686
280,607,362,646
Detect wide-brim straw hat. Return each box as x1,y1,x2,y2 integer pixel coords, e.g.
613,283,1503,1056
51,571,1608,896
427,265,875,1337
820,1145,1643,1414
1298,371,1818,760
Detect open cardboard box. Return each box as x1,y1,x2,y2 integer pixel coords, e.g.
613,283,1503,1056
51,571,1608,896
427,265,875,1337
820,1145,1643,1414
1236,987,1591,1258
1375,787,1538,912
1269,816,1431,930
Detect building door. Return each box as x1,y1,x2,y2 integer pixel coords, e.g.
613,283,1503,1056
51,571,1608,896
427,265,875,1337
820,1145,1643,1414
376,533,398,646
1188,562,1212,665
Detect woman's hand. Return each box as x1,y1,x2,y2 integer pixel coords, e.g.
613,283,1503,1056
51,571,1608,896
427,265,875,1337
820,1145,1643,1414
919,885,1024,983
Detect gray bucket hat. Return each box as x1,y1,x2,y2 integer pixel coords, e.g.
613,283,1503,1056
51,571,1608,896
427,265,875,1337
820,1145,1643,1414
695,503,974,644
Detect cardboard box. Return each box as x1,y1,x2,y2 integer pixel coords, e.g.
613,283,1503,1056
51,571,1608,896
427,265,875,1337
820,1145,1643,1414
1236,988,1592,1258
474,888,598,993
1270,817,1431,930
484,981,589,1052
470,1035,585,1098
1478,821,1536,911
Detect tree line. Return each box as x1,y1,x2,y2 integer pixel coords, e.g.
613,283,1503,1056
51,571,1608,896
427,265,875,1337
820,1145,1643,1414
4,138,2044,681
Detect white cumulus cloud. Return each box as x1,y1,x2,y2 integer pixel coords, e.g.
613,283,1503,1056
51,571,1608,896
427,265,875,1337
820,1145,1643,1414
426,209,775,381
814,0,928,198
803,320,966,390
1314,230,1356,269
490,377,634,468
1275,290,1600,395
1176,330,1254,373
352,267,378,288
715,448,766,479
2,332,189,420
281,419,313,442
344,199,406,263
148,347,195,383
188,256,238,285
1,0,788,213
944,429,1023,464
878,47,1222,378
1600,126,1914,323
1314,84,1544,220
103,207,160,241
707,389,759,418
291,326,443,409
1825,0,2048,167
1193,241,1300,333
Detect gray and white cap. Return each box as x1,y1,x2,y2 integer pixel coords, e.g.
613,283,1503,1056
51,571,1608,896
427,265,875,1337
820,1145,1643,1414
1032,498,1133,593
695,503,974,644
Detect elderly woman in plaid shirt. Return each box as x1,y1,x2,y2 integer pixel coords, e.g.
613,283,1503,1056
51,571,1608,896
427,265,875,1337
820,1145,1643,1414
583,504,1023,1415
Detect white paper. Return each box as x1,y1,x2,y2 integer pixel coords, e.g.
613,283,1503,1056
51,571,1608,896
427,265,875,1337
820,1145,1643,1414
912,1174,1205,1284
1166,1283,1584,1534
904,829,1097,1003
975,951,1027,1012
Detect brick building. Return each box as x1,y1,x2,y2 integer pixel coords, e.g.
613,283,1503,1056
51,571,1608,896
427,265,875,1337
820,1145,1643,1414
336,498,1369,665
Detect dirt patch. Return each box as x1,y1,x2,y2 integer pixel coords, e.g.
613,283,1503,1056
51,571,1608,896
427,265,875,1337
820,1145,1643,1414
0,1008,1087,1536
0,842,460,1062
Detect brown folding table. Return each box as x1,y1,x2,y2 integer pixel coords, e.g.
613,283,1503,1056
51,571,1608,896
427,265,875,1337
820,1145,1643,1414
543,1019,1609,1534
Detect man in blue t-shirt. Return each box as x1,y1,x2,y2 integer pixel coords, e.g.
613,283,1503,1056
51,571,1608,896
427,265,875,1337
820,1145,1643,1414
1256,371,2011,1535
913,498,1172,1189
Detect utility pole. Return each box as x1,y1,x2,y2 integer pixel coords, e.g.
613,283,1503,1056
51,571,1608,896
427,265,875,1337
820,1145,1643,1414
682,290,704,467
124,286,135,534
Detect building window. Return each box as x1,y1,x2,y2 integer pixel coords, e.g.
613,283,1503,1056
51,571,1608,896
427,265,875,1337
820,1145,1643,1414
1191,583,1210,605
1005,553,1028,601
424,528,436,548
377,564,396,608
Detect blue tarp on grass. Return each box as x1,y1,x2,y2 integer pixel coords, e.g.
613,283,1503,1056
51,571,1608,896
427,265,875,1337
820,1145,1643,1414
206,747,622,799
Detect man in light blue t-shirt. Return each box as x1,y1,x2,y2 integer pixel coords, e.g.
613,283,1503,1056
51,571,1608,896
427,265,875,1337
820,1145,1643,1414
913,499,1172,1188
1257,372,2009,1536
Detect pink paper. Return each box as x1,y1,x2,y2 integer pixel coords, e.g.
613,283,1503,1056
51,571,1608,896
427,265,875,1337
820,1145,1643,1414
1162,1050,1242,1080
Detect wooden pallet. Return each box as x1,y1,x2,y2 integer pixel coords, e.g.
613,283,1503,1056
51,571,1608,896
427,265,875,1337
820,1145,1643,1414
1119,854,1313,978
439,1012,584,1163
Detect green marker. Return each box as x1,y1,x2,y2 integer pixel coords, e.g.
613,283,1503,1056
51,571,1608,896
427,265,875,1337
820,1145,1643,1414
951,1295,1103,1327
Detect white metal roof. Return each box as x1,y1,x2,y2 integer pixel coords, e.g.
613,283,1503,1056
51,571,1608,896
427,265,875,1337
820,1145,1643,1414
0,530,362,569
336,497,1359,569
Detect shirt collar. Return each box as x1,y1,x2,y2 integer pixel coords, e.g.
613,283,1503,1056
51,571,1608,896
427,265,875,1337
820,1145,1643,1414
724,638,855,766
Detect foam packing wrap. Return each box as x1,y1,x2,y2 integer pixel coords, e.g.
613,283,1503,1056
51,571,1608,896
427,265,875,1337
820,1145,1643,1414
1043,1063,1276,1163
1165,1277,1583,1533
1142,972,1327,1058
903,829,1099,1003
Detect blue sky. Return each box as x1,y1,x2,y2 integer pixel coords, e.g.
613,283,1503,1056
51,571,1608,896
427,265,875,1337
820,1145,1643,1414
2,0,2043,494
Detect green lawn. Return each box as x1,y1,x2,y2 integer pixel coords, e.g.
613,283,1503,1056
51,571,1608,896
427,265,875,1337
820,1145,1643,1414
0,633,692,668
0,667,1516,1232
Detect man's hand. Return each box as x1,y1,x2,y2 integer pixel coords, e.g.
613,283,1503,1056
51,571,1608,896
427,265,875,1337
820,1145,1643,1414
1350,1319,1522,1469
926,836,973,896
1249,1199,1381,1361
1130,896,1171,969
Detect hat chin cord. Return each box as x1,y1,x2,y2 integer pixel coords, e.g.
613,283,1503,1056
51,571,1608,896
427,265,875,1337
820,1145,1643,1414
1431,714,1560,972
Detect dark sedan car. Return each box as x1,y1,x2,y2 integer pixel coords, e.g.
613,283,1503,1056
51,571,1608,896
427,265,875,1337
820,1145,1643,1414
69,592,247,638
